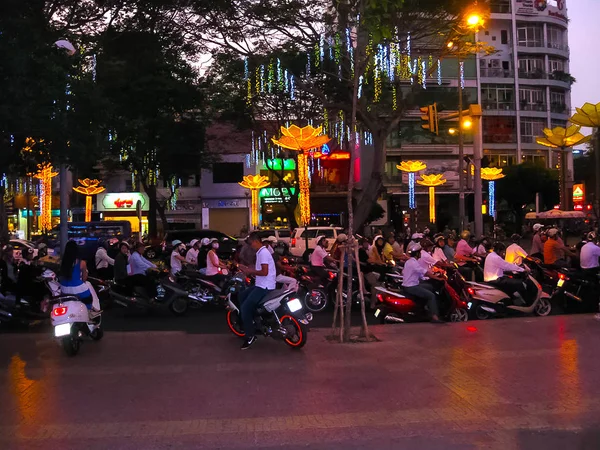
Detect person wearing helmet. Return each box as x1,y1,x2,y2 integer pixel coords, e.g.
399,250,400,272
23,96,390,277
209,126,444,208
95,238,115,280
169,240,188,276
186,239,200,265
432,235,450,263
484,242,527,303
402,242,445,323
330,233,348,265
128,241,158,299
530,223,544,258
197,237,211,270
205,238,228,284
505,234,528,265
310,235,334,281
544,228,574,267
580,232,600,273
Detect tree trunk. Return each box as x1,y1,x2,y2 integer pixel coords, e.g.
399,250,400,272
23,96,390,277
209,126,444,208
146,184,159,239
0,185,7,242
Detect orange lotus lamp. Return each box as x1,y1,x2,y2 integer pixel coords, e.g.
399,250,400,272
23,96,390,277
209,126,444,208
33,163,58,231
536,125,591,210
239,174,270,228
417,173,447,224
272,125,331,225
397,161,427,209
73,178,106,222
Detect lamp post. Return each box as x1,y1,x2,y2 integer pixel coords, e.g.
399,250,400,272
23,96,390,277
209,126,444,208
239,175,270,229
73,179,106,222
417,174,447,224
536,125,591,210
271,125,331,226
397,161,427,228
480,167,505,219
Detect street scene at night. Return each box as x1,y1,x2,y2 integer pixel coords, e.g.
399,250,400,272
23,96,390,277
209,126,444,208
2,0,600,449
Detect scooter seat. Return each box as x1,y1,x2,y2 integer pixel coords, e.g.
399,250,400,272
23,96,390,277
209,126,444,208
260,289,295,312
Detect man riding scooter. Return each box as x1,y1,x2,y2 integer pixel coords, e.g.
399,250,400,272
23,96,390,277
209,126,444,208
401,242,446,323
483,242,529,305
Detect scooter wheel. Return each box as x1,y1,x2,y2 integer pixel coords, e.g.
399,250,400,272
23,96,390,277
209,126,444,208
169,297,189,316
534,298,552,316
90,327,104,341
304,289,328,312
449,308,469,322
475,305,491,320
62,333,80,356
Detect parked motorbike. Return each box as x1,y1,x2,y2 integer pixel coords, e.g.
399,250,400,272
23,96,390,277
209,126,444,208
551,268,600,314
374,268,470,323
108,269,191,315
51,296,103,356
225,288,312,349
177,266,249,308
467,271,551,320
293,264,336,313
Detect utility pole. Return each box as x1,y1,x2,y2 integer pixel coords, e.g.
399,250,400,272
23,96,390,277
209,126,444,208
457,57,465,232
59,164,68,256
470,104,483,237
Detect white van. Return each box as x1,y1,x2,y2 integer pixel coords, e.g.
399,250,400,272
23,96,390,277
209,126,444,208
289,227,344,258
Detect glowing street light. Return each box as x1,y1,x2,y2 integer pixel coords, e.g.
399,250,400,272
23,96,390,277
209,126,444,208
481,168,505,219
73,178,106,222
271,124,331,225
417,174,447,224
397,161,427,209
239,174,270,229
33,163,58,232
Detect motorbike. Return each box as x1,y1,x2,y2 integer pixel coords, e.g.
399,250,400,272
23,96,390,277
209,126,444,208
466,271,552,320
550,268,600,314
292,264,337,313
374,267,471,323
108,269,191,316
51,295,103,356
225,288,312,349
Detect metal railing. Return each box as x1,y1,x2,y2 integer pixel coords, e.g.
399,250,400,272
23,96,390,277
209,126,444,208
480,68,514,78
518,40,544,48
520,103,547,111
482,100,515,111
490,2,511,13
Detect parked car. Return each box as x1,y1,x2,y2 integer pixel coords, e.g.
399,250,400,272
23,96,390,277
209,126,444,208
289,227,344,259
145,229,238,261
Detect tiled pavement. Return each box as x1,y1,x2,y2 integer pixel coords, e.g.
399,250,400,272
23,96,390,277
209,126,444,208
1,314,600,449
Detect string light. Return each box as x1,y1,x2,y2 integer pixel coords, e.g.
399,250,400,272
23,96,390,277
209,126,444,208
358,75,363,99
489,180,496,218
437,59,442,85
392,86,397,110
417,56,423,86
267,59,274,93
239,175,270,229
417,174,447,224
421,60,426,89
260,65,265,93
460,61,465,89
290,75,295,100
284,69,289,92
408,172,415,209
306,52,311,78
277,58,283,90
397,161,427,210
320,34,325,62
34,163,58,231
255,67,260,96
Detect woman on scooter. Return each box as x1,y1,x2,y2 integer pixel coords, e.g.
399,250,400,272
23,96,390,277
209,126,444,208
59,241,101,318
206,238,228,285
402,242,446,323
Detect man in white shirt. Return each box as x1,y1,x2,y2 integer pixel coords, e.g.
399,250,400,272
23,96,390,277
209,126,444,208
402,243,445,323
505,234,528,266
263,236,298,291
95,238,115,280
418,239,438,270
580,232,600,272
130,242,157,275
186,239,200,265
484,242,527,302
238,232,277,350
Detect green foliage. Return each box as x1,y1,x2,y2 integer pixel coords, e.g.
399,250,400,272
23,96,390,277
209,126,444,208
496,163,559,215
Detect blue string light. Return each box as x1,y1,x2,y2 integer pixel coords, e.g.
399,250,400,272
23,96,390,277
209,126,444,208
437,59,442,85
460,61,465,89
357,75,363,98
409,172,416,209
290,75,295,100
489,180,496,218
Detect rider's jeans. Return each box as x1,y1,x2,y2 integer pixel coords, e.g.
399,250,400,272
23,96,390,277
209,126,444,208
403,284,439,318
240,286,270,339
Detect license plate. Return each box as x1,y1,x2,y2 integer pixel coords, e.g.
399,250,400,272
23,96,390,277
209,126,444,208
557,278,564,287
287,298,302,313
374,309,381,317
54,323,71,337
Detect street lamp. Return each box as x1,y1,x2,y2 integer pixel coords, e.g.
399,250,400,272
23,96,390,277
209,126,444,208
417,173,447,224
73,178,105,222
536,125,591,210
481,168,505,219
239,175,270,229
397,161,427,210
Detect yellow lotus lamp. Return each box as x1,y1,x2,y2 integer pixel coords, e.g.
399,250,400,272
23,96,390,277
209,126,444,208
480,168,505,218
73,178,106,222
271,125,330,225
417,173,447,223
397,161,427,209
239,174,270,229
33,163,58,231
570,102,600,128
536,125,591,209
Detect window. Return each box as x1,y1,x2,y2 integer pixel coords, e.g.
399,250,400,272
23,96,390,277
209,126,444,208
518,58,544,75
549,58,565,73
501,30,508,45
485,154,517,167
519,88,546,110
547,26,566,50
522,153,547,166
550,91,566,112
521,118,547,143
278,230,291,238
320,229,335,239
483,117,517,143
517,25,543,47
551,119,568,129
482,85,515,110
298,229,318,239
212,163,244,183
125,178,133,192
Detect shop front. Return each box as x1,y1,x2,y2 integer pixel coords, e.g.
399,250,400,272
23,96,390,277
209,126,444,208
201,198,249,237
259,186,295,228
96,192,149,234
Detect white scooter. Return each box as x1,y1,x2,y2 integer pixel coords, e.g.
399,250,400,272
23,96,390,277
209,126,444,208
51,295,103,357
467,271,552,320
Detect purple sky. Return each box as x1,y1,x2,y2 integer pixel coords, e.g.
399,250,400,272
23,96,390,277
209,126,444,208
569,0,599,117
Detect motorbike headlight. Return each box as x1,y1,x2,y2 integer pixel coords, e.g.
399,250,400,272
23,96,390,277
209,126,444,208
287,298,302,313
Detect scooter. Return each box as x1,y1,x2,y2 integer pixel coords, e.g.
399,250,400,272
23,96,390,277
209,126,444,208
374,268,471,323
108,269,191,316
551,268,600,314
466,271,552,320
51,295,103,356
225,288,313,349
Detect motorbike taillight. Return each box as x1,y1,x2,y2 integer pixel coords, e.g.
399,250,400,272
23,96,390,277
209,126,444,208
558,273,569,281
291,238,296,247
467,287,475,296
52,306,68,317
327,271,336,281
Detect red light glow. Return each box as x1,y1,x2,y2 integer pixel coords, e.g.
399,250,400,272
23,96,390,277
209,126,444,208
466,326,478,332
467,287,475,295
52,306,68,317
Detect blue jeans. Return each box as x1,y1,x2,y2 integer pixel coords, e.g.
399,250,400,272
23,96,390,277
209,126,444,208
240,286,270,338
403,284,440,318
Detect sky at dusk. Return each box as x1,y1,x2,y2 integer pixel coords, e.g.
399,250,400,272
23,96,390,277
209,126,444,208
569,0,600,118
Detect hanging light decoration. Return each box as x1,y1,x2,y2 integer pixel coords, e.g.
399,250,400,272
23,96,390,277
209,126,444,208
397,161,427,210
73,178,106,222
480,168,506,219
34,163,58,231
239,175,270,229
271,125,331,225
417,173,447,224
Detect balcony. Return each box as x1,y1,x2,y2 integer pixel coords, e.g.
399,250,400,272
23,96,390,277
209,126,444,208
521,135,536,144
490,1,511,13
518,40,544,48
480,68,514,78
518,69,546,80
520,102,547,112
483,100,515,111
550,103,568,114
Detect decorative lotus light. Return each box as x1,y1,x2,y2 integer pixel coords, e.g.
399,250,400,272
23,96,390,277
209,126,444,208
570,102,600,128
417,173,447,223
480,168,505,219
536,125,591,210
397,161,427,209
239,174,270,229
73,178,106,222
33,163,58,231
272,125,331,225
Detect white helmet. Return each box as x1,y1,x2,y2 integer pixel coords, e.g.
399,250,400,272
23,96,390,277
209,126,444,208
200,238,210,246
411,232,424,240
407,242,422,254
533,223,543,231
